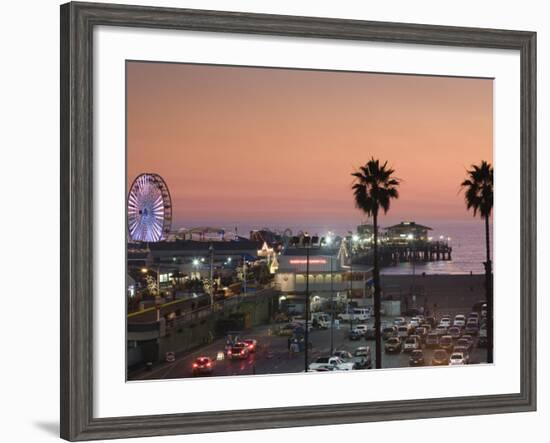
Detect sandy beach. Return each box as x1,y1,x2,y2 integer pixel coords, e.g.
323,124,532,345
381,273,487,310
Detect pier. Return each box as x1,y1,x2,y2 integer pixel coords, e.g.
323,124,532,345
351,240,452,267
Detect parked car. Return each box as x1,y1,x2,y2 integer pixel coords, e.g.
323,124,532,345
311,312,331,329
352,324,369,336
439,317,452,328
464,320,479,336
449,352,467,365
192,356,213,376
332,350,356,365
453,346,470,364
448,326,462,340
352,347,373,369
467,312,480,322
453,314,466,328
385,337,402,353
309,356,354,371
397,325,410,339
382,326,398,340
435,325,448,336
409,349,425,367
425,332,440,348
456,337,473,353
409,317,422,328
403,336,421,353
338,308,371,322
348,329,362,341
432,349,450,366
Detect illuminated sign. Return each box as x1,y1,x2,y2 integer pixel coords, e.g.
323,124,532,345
289,259,327,265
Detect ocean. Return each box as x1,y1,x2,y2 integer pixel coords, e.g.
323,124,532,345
380,219,492,276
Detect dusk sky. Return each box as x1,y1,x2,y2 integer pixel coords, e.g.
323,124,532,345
127,61,493,234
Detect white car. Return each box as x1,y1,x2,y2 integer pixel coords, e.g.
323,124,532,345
403,336,421,352
409,317,421,327
352,324,369,336
397,325,410,339
338,308,370,322
308,356,355,371
453,315,466,327
449,352,467,365
439,318,452,328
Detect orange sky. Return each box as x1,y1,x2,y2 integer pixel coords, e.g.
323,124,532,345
127,61,493,233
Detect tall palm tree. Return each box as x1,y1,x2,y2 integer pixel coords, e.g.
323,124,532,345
352,158,400,369
461,160,493,363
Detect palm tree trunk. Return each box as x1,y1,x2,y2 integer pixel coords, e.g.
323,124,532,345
373,211,382,369
485,214,493,364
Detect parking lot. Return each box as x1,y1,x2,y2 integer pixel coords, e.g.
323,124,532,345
130,307,488,380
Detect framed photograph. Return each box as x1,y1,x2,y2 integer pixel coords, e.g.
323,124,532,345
60,2,536,441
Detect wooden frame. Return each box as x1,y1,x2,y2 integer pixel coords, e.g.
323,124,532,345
60,2,537,440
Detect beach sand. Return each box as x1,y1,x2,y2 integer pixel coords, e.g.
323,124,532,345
381,273,487,310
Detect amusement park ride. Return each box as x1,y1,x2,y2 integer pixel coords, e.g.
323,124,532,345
127,173,173,242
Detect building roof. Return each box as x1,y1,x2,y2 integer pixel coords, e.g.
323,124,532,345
385,222,432,231
282,247,339,256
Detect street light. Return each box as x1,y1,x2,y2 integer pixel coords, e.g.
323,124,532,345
303,233,311,373
209,244,214,306
408,233,416,301
289,233,325,372
347,233,357,332
321,237,335,355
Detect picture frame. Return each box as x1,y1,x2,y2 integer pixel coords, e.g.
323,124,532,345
60,1,536,441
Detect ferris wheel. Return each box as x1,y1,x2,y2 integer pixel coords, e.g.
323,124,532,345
127,173,172,242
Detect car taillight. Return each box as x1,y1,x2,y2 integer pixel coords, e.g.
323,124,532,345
192,363,198,368
248,345,253,349
240,350,245,355
206,362,212,367
227,350,232,355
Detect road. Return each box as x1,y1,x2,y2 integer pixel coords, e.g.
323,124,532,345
129,310,488,381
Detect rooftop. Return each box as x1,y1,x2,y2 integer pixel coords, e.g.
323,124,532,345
385,221,433,231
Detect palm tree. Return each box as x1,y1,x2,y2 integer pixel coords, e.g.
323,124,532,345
461,160,493,363
351,158,400,369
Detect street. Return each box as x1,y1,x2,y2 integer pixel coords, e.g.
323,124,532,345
129,310,488,381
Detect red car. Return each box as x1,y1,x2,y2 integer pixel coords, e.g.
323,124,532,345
192,357,213,376
227,342,250,360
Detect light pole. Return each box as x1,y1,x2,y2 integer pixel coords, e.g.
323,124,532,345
329,245,334,355
349,234,358,332
242,255,247,300
407,234,416,307
304,234,311,373
209,243,214,306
